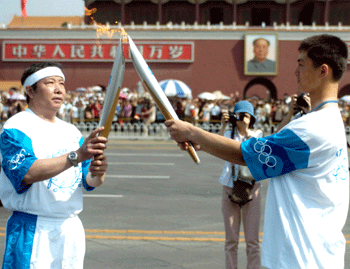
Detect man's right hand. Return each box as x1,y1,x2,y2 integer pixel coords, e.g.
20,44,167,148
221,111,230,124
76,127,108,163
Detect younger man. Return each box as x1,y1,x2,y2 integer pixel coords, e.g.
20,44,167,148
166,34,349,268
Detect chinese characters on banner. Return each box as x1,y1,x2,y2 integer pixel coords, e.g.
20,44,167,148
2,41,194,63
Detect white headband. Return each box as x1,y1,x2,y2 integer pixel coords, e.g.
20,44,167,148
23,66,65,93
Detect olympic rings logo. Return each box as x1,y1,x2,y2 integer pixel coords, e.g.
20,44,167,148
8,149,27,170
253,140,277,168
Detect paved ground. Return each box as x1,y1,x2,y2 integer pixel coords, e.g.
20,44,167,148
0,139,349,268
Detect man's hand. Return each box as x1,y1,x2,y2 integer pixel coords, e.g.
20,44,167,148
289,94,299,115
164,119,193,143
76,127,107,163
221,111,230,124
83,127,108,187
89,154,108,176
166,119,244,165
165,120,201,151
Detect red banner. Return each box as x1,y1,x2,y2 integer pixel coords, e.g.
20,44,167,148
2,41,194,63
21,0,27,18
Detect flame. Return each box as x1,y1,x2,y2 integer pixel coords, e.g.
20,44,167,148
95,22,129,42
85,7,97,17
96,23,120,39
120,27,129,43
87,8,128,42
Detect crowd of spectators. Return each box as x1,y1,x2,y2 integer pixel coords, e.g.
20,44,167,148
2,86,350,129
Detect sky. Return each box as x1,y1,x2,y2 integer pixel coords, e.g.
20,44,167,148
0,0,85,26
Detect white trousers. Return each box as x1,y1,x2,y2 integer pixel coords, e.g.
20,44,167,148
2,211,85,269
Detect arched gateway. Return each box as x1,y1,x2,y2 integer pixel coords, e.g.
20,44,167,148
243,77,278,100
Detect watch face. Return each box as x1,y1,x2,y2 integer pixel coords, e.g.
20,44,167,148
68,151,78,167
69,152,77,160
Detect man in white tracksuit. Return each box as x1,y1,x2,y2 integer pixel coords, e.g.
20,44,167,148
165,34,349,268
0,62,108,268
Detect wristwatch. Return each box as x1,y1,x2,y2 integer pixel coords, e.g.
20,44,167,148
68,151,78,167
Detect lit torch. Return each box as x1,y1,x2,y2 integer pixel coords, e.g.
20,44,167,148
98,37,125,138
128,35,200,164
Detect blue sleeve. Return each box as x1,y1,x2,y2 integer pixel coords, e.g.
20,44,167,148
0,129,38,194
241,129,310,181
79,136,94,191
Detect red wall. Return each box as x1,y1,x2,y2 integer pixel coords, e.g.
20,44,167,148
1,38,350,99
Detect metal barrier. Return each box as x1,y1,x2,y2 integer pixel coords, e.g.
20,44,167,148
71,121,280,139
0,120,347,139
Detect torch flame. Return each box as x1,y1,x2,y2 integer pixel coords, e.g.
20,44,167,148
85,7,97,17
87,7,128,41
120,28,129,43
96,23,120,39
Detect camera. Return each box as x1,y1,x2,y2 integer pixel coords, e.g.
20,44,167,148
229,112,246,124
295,93,309,113
296,93,309,108
229,112,237,124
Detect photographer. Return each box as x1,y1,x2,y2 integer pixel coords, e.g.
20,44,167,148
276,93,311,132
217,100,263,269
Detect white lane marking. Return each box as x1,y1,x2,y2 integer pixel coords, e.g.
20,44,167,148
83,194,123,198
105,153,184,157
106,175,170,179
108,162,174,166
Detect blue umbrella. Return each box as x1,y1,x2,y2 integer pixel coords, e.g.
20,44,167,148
159,79,192,99
340,95,350,103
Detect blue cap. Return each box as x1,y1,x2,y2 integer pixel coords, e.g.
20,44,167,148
234,100,256,124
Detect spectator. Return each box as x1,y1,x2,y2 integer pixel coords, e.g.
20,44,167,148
57,100,65,120
129,96,140,123
218,100,263,269
189,98,200,126
64,99,72,122
71,100,84,122
263,99,272,124
91,98,102,120
84,98,94,121
175,99,185,120
1,96,10,121
141,98,156,136
210,100,221,122
199,102,211,125
272,100,284,123
254,101,266,124
341,102,350,125
0,96,4,119
8,100,25,118
120,98,132,119
276,93,311,133
183,98,193,121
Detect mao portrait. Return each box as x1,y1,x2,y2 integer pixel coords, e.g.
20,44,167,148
244,34,278,76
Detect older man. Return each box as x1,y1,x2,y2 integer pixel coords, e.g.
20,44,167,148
0,62,108,269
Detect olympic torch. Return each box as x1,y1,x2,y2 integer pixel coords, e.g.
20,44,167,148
128,35,200,164
98,38,125,138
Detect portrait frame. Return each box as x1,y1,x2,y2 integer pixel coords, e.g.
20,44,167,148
244,33,278,76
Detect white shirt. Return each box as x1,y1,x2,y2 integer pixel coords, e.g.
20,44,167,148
218,128,263,188
241,107,349,268
0,109,93,218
